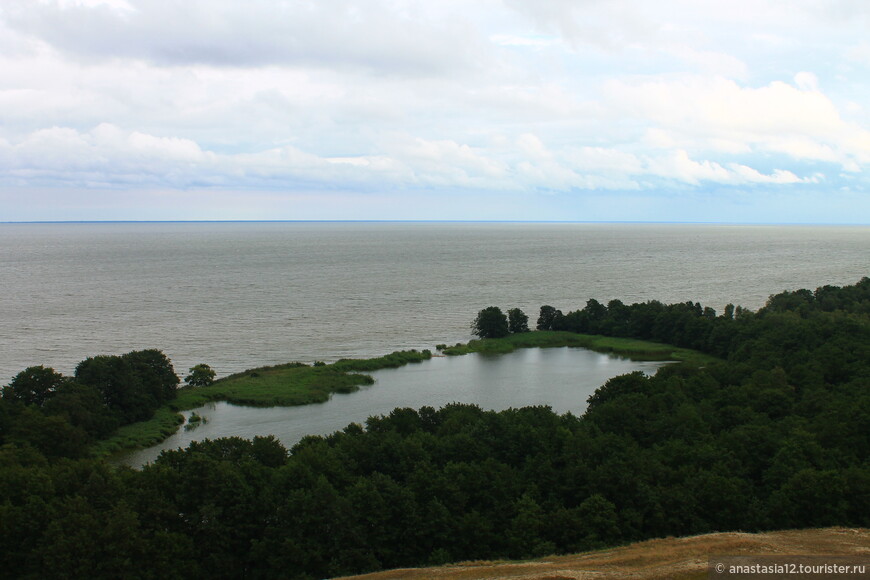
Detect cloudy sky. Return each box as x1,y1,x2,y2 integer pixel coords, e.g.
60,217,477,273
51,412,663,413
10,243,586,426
1,0,869,222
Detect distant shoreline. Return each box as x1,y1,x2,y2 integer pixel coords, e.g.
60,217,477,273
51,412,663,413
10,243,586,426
3,220,869,226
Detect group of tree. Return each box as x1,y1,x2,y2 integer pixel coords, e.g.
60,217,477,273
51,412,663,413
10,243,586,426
472,306,530,338
526,277,870,366
0,351,215,459
0,278,868,578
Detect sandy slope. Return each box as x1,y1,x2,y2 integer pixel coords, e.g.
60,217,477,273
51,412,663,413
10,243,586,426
334,528,870,580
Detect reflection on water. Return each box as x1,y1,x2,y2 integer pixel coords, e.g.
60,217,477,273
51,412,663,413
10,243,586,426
120,348,666,468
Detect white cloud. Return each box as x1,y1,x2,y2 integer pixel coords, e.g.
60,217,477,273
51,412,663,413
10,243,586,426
489,34,559,49
4,123,819,195
661,45,748,79
503,0,657,51
566,146,644,175
794,71,819,92
0,0,869,221
0,124,214,186
605,75,870,170
643,150,814,186
846,42,870,65
49,0,135,10
4,0,489,76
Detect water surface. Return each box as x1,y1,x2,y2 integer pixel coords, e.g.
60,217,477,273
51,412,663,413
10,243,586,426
2,222,867,381
121,347,665,467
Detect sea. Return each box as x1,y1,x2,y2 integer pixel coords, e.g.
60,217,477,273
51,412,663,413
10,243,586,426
1,221,868,383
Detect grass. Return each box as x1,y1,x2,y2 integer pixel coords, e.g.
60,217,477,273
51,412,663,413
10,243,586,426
183,412,207,431
92,407,185,457
440,331,719,366
332,528,870,580
93,349,432,457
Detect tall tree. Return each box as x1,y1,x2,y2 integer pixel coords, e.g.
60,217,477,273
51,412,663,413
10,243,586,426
536,305,558,331
185,364,216,388
2,366,66,407
125,349,180,403
471,307,509,339
507,308,530,333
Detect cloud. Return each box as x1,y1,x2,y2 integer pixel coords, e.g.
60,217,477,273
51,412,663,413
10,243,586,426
646,150,817,185
604,75,870,170
794,71,819,92
2,123,820,195
0,124,213,186
1,0,869,222
503,0,656,51
4,0,488,76
660,44,748,79
846,42,870,65
489,34,559,49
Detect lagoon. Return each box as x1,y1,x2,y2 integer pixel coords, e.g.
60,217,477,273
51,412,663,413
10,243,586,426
120,347,665,467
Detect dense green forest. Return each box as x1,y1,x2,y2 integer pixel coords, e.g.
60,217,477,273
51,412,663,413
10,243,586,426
1,278,868,579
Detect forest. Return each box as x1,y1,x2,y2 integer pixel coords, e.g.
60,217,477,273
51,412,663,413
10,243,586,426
1,278,868,579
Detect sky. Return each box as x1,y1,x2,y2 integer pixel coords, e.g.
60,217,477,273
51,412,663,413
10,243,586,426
1,0,869,223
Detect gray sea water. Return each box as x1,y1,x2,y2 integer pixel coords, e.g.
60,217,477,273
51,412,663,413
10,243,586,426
1,221,868,383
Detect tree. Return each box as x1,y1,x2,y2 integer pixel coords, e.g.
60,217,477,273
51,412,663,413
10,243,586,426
43,382,119,439
471,307,509,339
75,355,146,424
575,494,620,549
125,349,179,403
2,366,67,407
582,299,607,332
536,305,558,331
507,308,530,334
74,350,180,424
184,364,216,388
7,406,90,458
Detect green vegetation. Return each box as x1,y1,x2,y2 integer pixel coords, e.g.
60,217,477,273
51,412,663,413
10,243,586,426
442,330,717,365
183,412,207,431
0,349,179,458
183,363,216,387
90,406,185,456
2,365,66,407
471,305,510,338
1,278,869,579
92,350,431,455
76,349,179,424
470,306,532,338
331,349,433,372
174,364,373,407
507,307,530,334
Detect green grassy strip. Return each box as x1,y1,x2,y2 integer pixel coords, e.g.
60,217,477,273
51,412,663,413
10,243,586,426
440,331,719,365
332,349,433,372
93,349,431,457
92,407,185,457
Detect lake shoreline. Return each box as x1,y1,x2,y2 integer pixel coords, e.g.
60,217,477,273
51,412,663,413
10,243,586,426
97,331,712,461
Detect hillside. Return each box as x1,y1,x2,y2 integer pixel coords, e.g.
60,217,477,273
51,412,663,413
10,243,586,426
336,528,870,580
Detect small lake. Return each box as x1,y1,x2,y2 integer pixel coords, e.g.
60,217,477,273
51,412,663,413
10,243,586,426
120,348,666,467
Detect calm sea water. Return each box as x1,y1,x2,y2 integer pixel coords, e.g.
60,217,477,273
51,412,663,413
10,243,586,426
1,221,868,382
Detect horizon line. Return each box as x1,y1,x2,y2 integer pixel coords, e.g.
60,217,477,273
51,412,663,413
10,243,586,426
1,219,869,227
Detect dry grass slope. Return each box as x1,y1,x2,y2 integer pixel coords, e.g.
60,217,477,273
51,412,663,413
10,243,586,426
334,528,870,580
